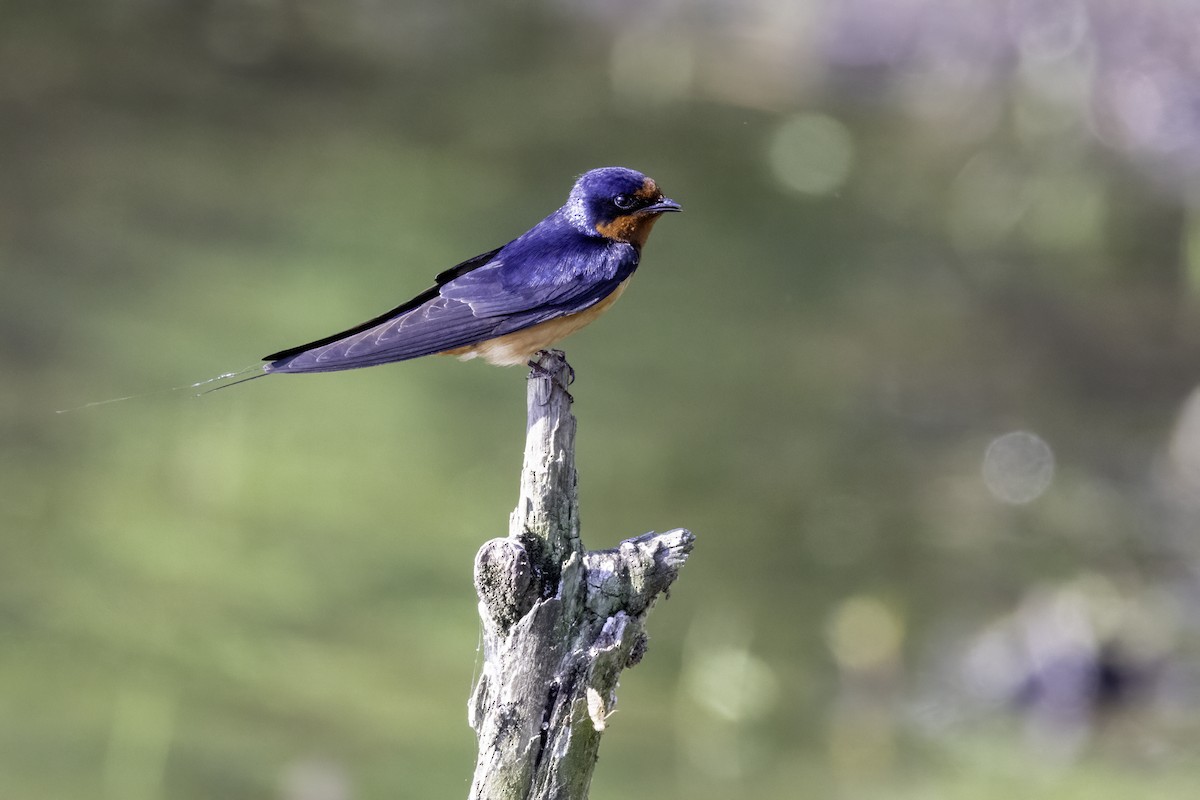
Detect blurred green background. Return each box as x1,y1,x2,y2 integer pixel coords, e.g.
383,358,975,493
5,1,1200,798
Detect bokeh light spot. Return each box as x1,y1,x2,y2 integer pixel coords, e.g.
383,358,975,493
280,758,351,800
1012,0,1090,64
946,152,1028,251
1020,171,1106,254
685,647,779,723
768,113,855,196
826,595,904,672
982,431,1055,505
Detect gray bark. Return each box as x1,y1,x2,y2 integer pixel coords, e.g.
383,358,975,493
468,351,695,800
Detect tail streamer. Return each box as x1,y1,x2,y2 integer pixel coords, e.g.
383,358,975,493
55,365,267,414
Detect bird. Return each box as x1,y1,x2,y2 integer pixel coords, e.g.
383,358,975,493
261,167,680,376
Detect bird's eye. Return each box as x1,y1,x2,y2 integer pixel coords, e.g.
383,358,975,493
613,194,634,210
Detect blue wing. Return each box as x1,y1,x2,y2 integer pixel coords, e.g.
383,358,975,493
265,216,638,374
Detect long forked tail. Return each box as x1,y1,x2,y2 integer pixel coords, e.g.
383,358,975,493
55,365,269,414
195,366,270,395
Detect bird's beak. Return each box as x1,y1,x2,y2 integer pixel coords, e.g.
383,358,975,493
643,197,682,214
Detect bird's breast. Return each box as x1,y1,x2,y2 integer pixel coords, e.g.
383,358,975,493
443,278,631,366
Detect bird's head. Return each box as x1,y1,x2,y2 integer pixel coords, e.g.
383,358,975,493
564,167,681,248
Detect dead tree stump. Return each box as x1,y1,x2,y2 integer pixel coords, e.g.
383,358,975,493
468,350,694,799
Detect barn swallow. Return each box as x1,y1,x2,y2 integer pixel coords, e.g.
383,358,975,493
262,167,680,376
52,168,678,413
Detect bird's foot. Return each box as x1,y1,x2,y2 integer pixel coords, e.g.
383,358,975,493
528,350,574,404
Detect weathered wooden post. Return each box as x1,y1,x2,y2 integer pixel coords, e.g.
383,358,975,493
468,351,695,799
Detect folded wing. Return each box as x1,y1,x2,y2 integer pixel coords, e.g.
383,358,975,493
265,236,635,374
